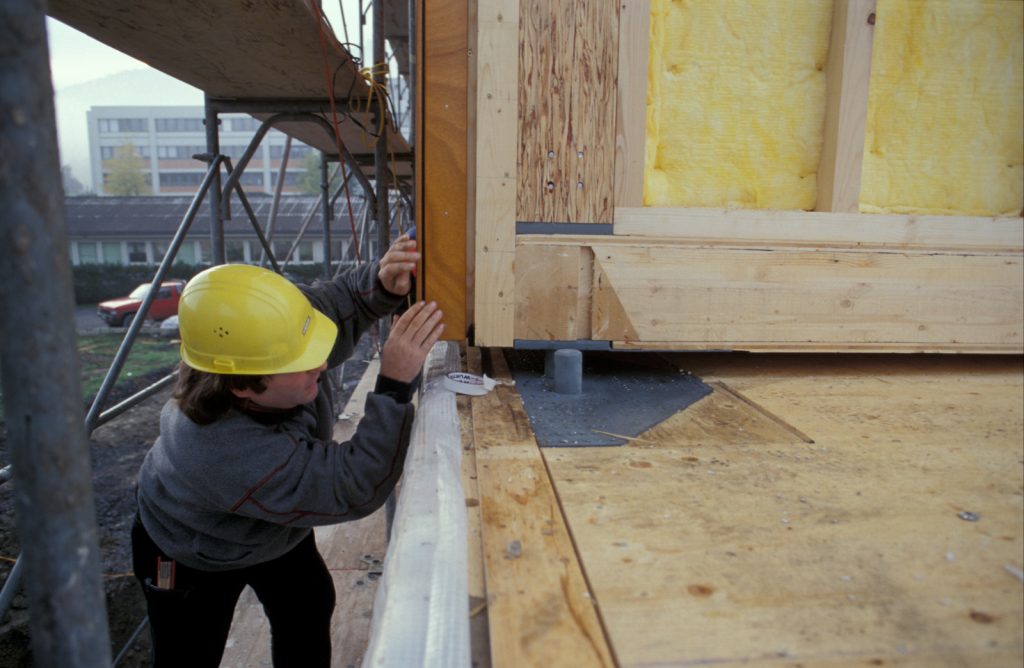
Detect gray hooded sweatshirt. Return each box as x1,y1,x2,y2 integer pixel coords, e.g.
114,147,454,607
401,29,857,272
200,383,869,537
136,262,412,571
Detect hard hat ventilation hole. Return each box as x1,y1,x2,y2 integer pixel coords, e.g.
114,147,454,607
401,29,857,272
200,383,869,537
215,326,229,338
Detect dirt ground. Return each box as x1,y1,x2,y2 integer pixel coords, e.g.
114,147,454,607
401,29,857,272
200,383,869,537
0,315,375,667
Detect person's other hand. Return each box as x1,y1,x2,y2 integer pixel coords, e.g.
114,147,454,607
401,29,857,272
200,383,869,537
380,301,444,383
378,234,419,296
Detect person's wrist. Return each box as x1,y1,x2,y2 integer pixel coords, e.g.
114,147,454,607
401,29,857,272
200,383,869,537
375,374,414,403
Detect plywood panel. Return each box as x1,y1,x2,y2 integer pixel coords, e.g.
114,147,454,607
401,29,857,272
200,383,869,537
589,243,1023,352
421,0,468,338
542,353,1024,667
472,349,614,667
517,0,617,223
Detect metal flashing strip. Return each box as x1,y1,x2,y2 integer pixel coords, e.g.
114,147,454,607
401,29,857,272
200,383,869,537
515,222,614,235
506,350,713,447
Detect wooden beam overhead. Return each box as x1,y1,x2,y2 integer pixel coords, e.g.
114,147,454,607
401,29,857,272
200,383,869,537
48,0,411,160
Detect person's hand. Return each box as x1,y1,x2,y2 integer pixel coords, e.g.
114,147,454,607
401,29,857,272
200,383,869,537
380,301,444,383
378,234,419,296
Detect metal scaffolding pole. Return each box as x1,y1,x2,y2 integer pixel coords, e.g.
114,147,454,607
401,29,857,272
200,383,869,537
205,94,226,264
373,0,391,257
373,0,392,353
261,134,292,267
0,1,113,664
321,153,333,279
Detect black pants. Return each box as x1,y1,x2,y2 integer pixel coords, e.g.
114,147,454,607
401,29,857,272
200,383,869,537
131,515,335,668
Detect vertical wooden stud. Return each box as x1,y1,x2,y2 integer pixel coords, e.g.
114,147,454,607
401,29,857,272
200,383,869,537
817,0,877,213
614,0,649,210
474,0,519,345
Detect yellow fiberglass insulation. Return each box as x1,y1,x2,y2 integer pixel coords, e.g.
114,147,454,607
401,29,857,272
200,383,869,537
644,0,833,209
861,0,1024,216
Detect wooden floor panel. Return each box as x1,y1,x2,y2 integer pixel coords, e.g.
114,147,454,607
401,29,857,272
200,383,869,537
538,354,1023,667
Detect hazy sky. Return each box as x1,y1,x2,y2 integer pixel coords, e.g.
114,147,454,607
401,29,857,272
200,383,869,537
46,19,150,89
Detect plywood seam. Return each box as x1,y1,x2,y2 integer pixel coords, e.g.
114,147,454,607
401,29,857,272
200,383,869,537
710,382,817,445
537,446,621,666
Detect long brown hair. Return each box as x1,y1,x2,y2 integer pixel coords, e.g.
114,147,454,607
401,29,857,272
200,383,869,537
173,362,267,425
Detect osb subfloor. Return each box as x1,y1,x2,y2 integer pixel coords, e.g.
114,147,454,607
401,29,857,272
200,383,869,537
466,349,1024,667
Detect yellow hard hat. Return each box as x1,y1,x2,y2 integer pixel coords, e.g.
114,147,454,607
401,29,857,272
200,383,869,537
178,264,337,375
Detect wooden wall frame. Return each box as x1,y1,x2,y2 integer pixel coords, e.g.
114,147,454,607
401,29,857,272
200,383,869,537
467,0,1024,352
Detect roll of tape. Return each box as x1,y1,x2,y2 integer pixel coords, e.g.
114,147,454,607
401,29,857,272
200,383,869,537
443,372,497,396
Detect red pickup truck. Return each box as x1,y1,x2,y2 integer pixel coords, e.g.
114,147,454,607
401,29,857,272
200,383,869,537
97,279,186,328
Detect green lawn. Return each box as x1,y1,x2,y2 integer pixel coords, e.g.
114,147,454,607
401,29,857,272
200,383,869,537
78,331,182,400
0,332,181,421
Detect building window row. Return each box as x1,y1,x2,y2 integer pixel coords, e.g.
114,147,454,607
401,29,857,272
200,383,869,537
101,173,153,186
269,144,314,159
71,238,348,266
224,117,261,133
155,118,206,133
100,145,151,159
157,172,265,187
156,145,206,159
98,118,148,133
98,144,310,161
271,172,303,186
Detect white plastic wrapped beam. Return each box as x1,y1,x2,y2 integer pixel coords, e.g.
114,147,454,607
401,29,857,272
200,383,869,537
362,341,469,667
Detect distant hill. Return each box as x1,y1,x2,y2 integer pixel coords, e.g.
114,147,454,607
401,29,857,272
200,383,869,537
54,68,203,192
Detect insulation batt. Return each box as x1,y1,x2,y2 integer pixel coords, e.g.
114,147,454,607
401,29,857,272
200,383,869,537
644,0,1024,217
861,0,1024,217
645,0,832,209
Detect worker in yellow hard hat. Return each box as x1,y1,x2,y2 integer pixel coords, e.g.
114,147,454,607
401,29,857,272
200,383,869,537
130,233,442,667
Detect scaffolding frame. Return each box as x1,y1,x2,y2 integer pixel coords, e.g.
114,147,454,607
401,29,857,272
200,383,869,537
0,1,414,664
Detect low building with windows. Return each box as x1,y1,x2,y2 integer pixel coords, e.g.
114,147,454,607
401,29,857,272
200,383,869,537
87,106,316,196
65,194,370,268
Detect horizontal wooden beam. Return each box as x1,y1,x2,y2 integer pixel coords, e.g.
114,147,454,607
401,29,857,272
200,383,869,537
514,214,1024,352
613,207,1024,252
591,243,1022,351
612,341,1019,354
